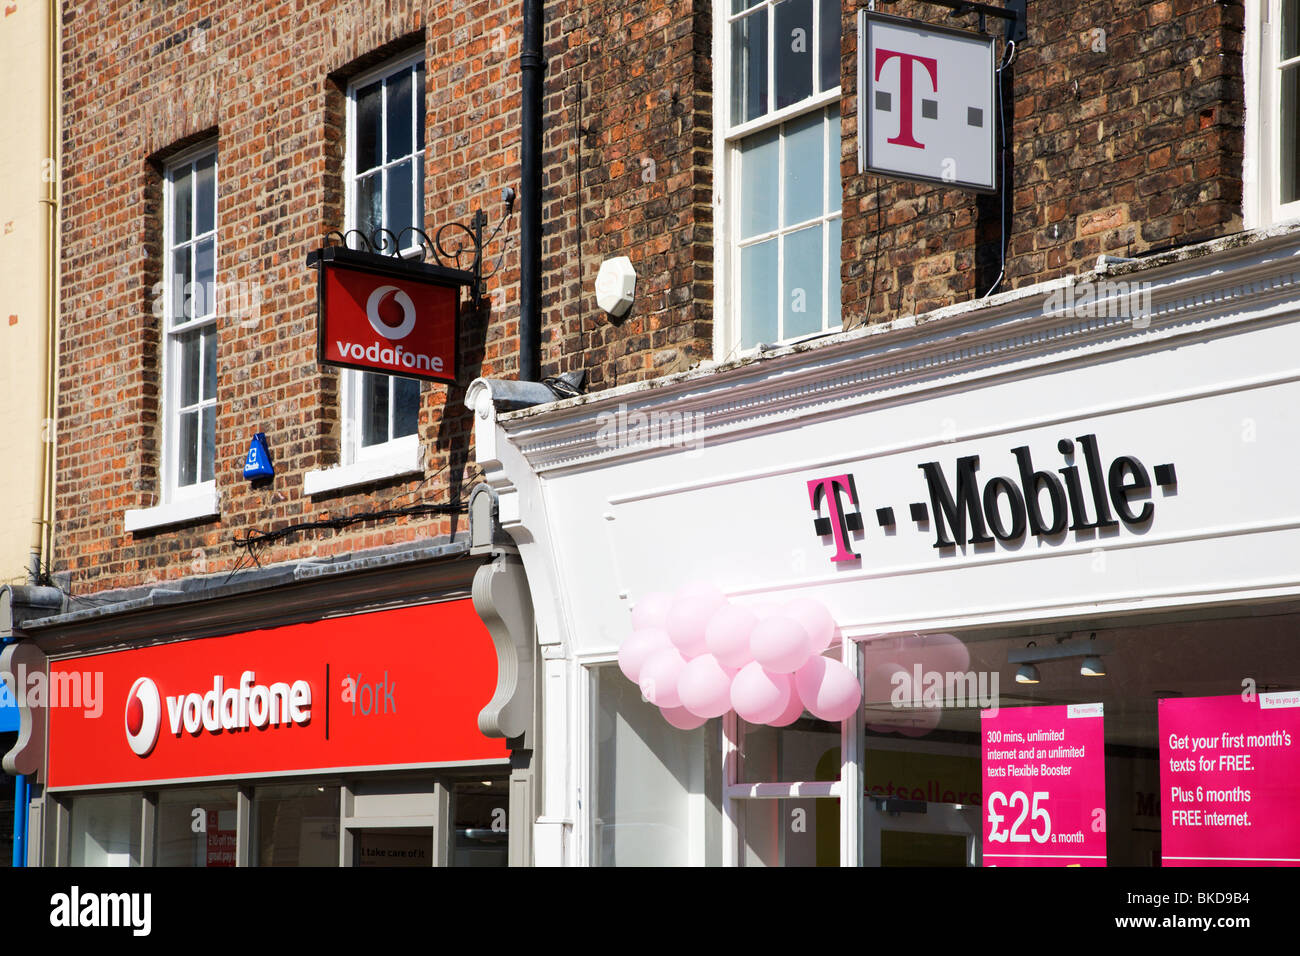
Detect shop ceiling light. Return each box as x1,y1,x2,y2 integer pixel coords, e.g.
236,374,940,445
1080,655,1106,677
1015,662,1041,685
1009,633,1113,683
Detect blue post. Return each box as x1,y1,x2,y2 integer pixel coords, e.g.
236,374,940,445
12,773,25,867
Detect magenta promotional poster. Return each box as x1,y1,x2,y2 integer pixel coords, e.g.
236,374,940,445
1159,692,1300,866
981,703,1107,866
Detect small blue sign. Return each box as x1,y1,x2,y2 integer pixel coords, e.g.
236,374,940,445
244,432,275,480
0,678,18,733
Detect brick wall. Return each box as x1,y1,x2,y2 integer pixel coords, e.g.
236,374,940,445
57,0,522,593
540,0,714,389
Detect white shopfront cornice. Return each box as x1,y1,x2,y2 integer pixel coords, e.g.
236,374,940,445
486,224,1300,474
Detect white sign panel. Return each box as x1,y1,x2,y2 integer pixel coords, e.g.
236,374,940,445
858,11,996,191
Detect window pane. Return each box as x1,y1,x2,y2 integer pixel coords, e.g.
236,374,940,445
202,327,217,402
386,159,414,238
783,110,824,226
181,331,201,407
1284,0,1299,61
826,107,841,211
393,376,420,437
740,238,779,346
69,793,141,866
255,784,340,867
354,172,382,241
195,152,216,235
818,0,841,93
362,372,389,446
355,79,383,174
387,68,413,161
200,404,216,483
451,778,509,867
155,788,238,867
827,215,842,326
178,409,198,486
1283,66,1299,205
731,12,769,125
172,165,192,240
171,247,192,323
593,667,721,866
774,0,814,110
416,161,425,233
731,0,762,12
783,223,823,337
741,797,840,866
739,127,779,238
195,238,215,318
415,64,426,150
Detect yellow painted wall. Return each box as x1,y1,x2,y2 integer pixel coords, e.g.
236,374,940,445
0,1,56,584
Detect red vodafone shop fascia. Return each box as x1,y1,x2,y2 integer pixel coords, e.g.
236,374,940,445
47,600,507,789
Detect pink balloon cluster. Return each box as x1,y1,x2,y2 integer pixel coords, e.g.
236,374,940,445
618,585,861,730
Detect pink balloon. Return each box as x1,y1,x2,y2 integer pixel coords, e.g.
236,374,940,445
666,594,726,660
678,654,735,719
705,604,758,670
891,633,972,675
617,627,672,684
630,591,674,631
795,655,862,722
639,646,687,708
660,705,709,730
731,662,791,725
751,616,813,674
767,691,806,727
782,597,837,653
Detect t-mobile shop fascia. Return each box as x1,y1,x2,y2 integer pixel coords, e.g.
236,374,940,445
11,548,520,867
470,226,1300,866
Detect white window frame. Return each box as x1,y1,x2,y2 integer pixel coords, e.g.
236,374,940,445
127,142,221,533
309,50,428,495
1244,0,1300,228
714,0,843,363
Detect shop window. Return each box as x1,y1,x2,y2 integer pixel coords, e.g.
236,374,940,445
68,793,142,866
253,783,340,866
154,787,239,866
340,50,426,474
1246,0,1300,226
718,0,842,358
591,666,723,866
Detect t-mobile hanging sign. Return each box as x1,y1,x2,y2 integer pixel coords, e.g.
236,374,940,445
857,11,997,192
309,245,471,385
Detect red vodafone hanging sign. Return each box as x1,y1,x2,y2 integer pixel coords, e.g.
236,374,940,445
46,600,507,789
311,245,469,385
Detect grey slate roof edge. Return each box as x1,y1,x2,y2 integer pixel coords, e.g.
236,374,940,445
22,535,472,630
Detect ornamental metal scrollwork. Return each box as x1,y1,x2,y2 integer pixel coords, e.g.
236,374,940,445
322,192,514,307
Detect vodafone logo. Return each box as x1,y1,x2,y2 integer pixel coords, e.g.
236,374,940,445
365,285,416,340
125,677,162,757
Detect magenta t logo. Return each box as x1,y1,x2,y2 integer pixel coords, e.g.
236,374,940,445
808,474,864,563
875,47,939,149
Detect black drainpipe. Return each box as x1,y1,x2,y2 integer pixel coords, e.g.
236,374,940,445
520,0,544,382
